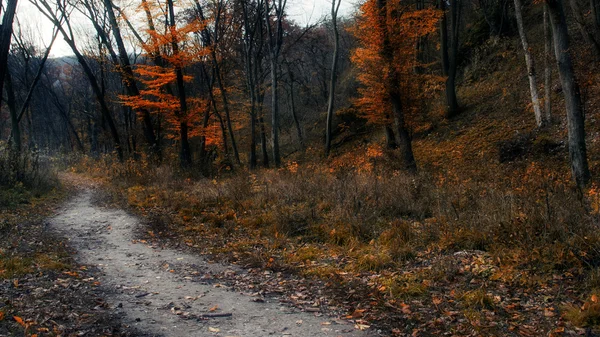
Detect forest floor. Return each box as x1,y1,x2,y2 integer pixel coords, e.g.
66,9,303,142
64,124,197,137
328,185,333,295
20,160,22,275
0,174,373,337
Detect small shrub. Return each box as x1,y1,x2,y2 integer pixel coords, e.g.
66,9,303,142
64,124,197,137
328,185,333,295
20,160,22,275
563,297,600,328
460,289,494,310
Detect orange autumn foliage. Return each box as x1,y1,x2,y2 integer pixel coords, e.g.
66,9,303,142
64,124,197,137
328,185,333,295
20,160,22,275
120,10,211,141
351,0,443,126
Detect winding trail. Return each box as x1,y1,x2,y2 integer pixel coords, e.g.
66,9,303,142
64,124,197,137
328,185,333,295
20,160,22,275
50,190,372,337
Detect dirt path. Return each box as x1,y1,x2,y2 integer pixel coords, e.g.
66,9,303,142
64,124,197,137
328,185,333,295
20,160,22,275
49,190,373,337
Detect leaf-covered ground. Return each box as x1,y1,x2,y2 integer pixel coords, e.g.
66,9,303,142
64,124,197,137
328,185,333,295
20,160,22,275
0,186,140,337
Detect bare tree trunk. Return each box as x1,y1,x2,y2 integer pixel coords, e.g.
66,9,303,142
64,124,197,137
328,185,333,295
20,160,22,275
384,124,397,149
16,30,57,125
325,0,342,156
287,67,303,148
592,0,600,34
544,4,552,123
391,91,416,172
547,0,590,188
258,96,269,168
103,0,159,158
0,0,18,151
6,72,21,152
167,0,192,166
33,0,124,161
445,0,461,117
0,0,18,107
514,0,543,127
439,0,449,76
265,0,286,167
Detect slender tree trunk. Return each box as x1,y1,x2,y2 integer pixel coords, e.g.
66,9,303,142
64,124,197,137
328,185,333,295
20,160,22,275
445,0,460,117
384,124,397,149
544,4,552,123
258,97,269,168
265,0,284,167
269,58,281,166
215,111,229,157
325,0,342,156
592,0,600,34
547,0,590,188
439,0,450,77
0,0,19,151
32,0,124,161
103,0,159,157
0,0,18,108
288,69,303,148
514,0,543,127
391,91,416,172
167,0,192,166
195,0,240,165
214,63,241,165
6,73,21,152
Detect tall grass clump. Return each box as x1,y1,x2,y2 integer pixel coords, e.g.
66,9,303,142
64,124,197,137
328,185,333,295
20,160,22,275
0,142,58,206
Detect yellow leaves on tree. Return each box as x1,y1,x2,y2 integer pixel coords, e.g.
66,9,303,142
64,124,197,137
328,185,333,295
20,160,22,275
351,0,443,127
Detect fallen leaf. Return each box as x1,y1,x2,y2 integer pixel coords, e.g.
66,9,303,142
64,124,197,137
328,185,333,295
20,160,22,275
351,309,365,318
0,311,4,321
355,323,370,331
209,305,219,312
13,316,25,327
208,327,220,332
544,308,555,317
400,302,412,314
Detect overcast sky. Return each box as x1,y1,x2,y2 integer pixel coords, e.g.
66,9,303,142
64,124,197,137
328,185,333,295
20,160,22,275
15,0,358,58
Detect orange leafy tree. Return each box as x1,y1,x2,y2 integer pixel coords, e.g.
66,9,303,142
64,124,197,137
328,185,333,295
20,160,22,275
351,0,442,171
121,0,209,166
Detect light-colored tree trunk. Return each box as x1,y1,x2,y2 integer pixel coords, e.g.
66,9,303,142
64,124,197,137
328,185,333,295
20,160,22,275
513,0,543,127
265,0,286,167
325,0,342,156
546,0,590,188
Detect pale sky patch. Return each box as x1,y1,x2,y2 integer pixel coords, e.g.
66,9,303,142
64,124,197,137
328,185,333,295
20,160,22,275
14,0,358,58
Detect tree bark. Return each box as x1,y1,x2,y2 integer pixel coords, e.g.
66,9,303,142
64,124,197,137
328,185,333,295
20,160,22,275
325,0,342,156
6,72,21,152
384,124,397,149
265,0,285,167
287,67,303,148
0,0,19,150
514,0,543,127
167,0,192,166
544,4,552,123
103,0,159,157
33,0,124,161
445,0,461,117
546,0,591,188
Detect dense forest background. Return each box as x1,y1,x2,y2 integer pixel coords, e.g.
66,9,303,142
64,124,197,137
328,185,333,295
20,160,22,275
1,0,597,185
3,0,600,335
